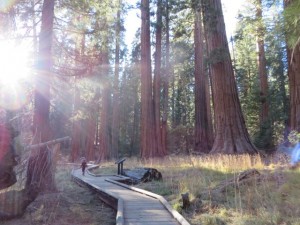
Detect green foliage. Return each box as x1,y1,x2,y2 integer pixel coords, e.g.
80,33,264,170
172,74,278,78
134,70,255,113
288,130,300,145
284,0,300,48
234,1,288,150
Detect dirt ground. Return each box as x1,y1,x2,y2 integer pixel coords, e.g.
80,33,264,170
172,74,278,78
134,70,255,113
1,165,116,225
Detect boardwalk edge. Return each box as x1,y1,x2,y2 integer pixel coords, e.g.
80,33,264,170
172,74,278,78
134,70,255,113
105,178,191,225
71,168,125,225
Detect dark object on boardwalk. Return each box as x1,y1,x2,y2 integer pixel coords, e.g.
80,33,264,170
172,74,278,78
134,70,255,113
0,124,18,190
123,168,162,183
81,159,87,175
115,158,126,175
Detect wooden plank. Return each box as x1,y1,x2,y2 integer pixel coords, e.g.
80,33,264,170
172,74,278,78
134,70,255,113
125,217,177,222
125,223,176,225
124,215,173,219
72,169,190,225
124,206,165,210
124,221,174,225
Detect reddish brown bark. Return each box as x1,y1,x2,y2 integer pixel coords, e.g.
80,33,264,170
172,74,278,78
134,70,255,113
202,0,257,154
98,53,111,161
194,7,210,153
205,68,214,147
86,109,97,161
161,0,170,156
70,86,81,162
27,0,55,191
111,0,122,159
256,0,269,125
153,0,164,156
140,0,157,158
285,0,300,132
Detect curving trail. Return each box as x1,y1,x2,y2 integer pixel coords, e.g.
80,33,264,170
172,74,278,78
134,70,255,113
71,166,190,225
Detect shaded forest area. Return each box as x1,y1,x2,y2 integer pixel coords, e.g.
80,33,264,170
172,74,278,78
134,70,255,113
0,0,300,220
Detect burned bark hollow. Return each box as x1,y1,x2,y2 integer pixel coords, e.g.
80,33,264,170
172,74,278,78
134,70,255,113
0,124,18,190
0,184,39,220
122,168,162,184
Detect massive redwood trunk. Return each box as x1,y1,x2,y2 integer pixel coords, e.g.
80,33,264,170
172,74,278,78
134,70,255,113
26,0,56,191
140,0,157,158
202,0,257,154
194,6,210,153
284,0,300,132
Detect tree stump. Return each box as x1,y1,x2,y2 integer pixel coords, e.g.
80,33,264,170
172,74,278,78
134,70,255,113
181,192,190,209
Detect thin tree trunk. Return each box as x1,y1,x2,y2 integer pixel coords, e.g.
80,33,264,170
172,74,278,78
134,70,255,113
194,6,210,153
205,67,214,148
70,29,86,162
153,0,163,156
111,0,122,159
202,0,257,154
70,85,81,162
98,53,111,161
161,0,170,155
140,0,157,158
256,0,269,126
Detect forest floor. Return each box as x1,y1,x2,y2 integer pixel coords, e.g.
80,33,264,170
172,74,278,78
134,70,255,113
1,154,299,225
1,164,115,225
95,155,300,225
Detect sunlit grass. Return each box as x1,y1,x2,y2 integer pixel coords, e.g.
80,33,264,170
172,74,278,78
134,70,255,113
98,155,300,225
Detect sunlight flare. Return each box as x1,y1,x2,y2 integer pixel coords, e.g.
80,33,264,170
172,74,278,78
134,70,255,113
0,0,17,12
0,40,32,110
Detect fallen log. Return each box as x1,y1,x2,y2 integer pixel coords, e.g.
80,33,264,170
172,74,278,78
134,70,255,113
122,168,162,183
198,169,261,203
24,136,71,151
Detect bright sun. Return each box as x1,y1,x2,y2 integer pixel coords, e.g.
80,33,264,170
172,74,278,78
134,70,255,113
0,40,32,110
0,41,31,86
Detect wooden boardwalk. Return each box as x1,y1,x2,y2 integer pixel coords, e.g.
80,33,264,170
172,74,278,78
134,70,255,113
71,167,190,225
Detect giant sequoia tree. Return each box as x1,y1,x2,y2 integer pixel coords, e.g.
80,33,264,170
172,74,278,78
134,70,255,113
140,0,157,158
202,0,257,154
26,0,56,191
284,0,300,132
193,3,211,153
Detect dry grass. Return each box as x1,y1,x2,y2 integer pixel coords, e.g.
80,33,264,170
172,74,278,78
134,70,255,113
1,164,115,225
121,155,300,225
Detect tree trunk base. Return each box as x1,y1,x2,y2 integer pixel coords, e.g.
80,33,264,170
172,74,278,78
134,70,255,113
0,184,39,220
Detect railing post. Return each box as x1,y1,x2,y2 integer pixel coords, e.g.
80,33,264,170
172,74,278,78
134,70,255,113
115,158,126,175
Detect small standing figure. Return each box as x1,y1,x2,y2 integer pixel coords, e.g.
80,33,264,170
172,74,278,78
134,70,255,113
81,159,87,176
